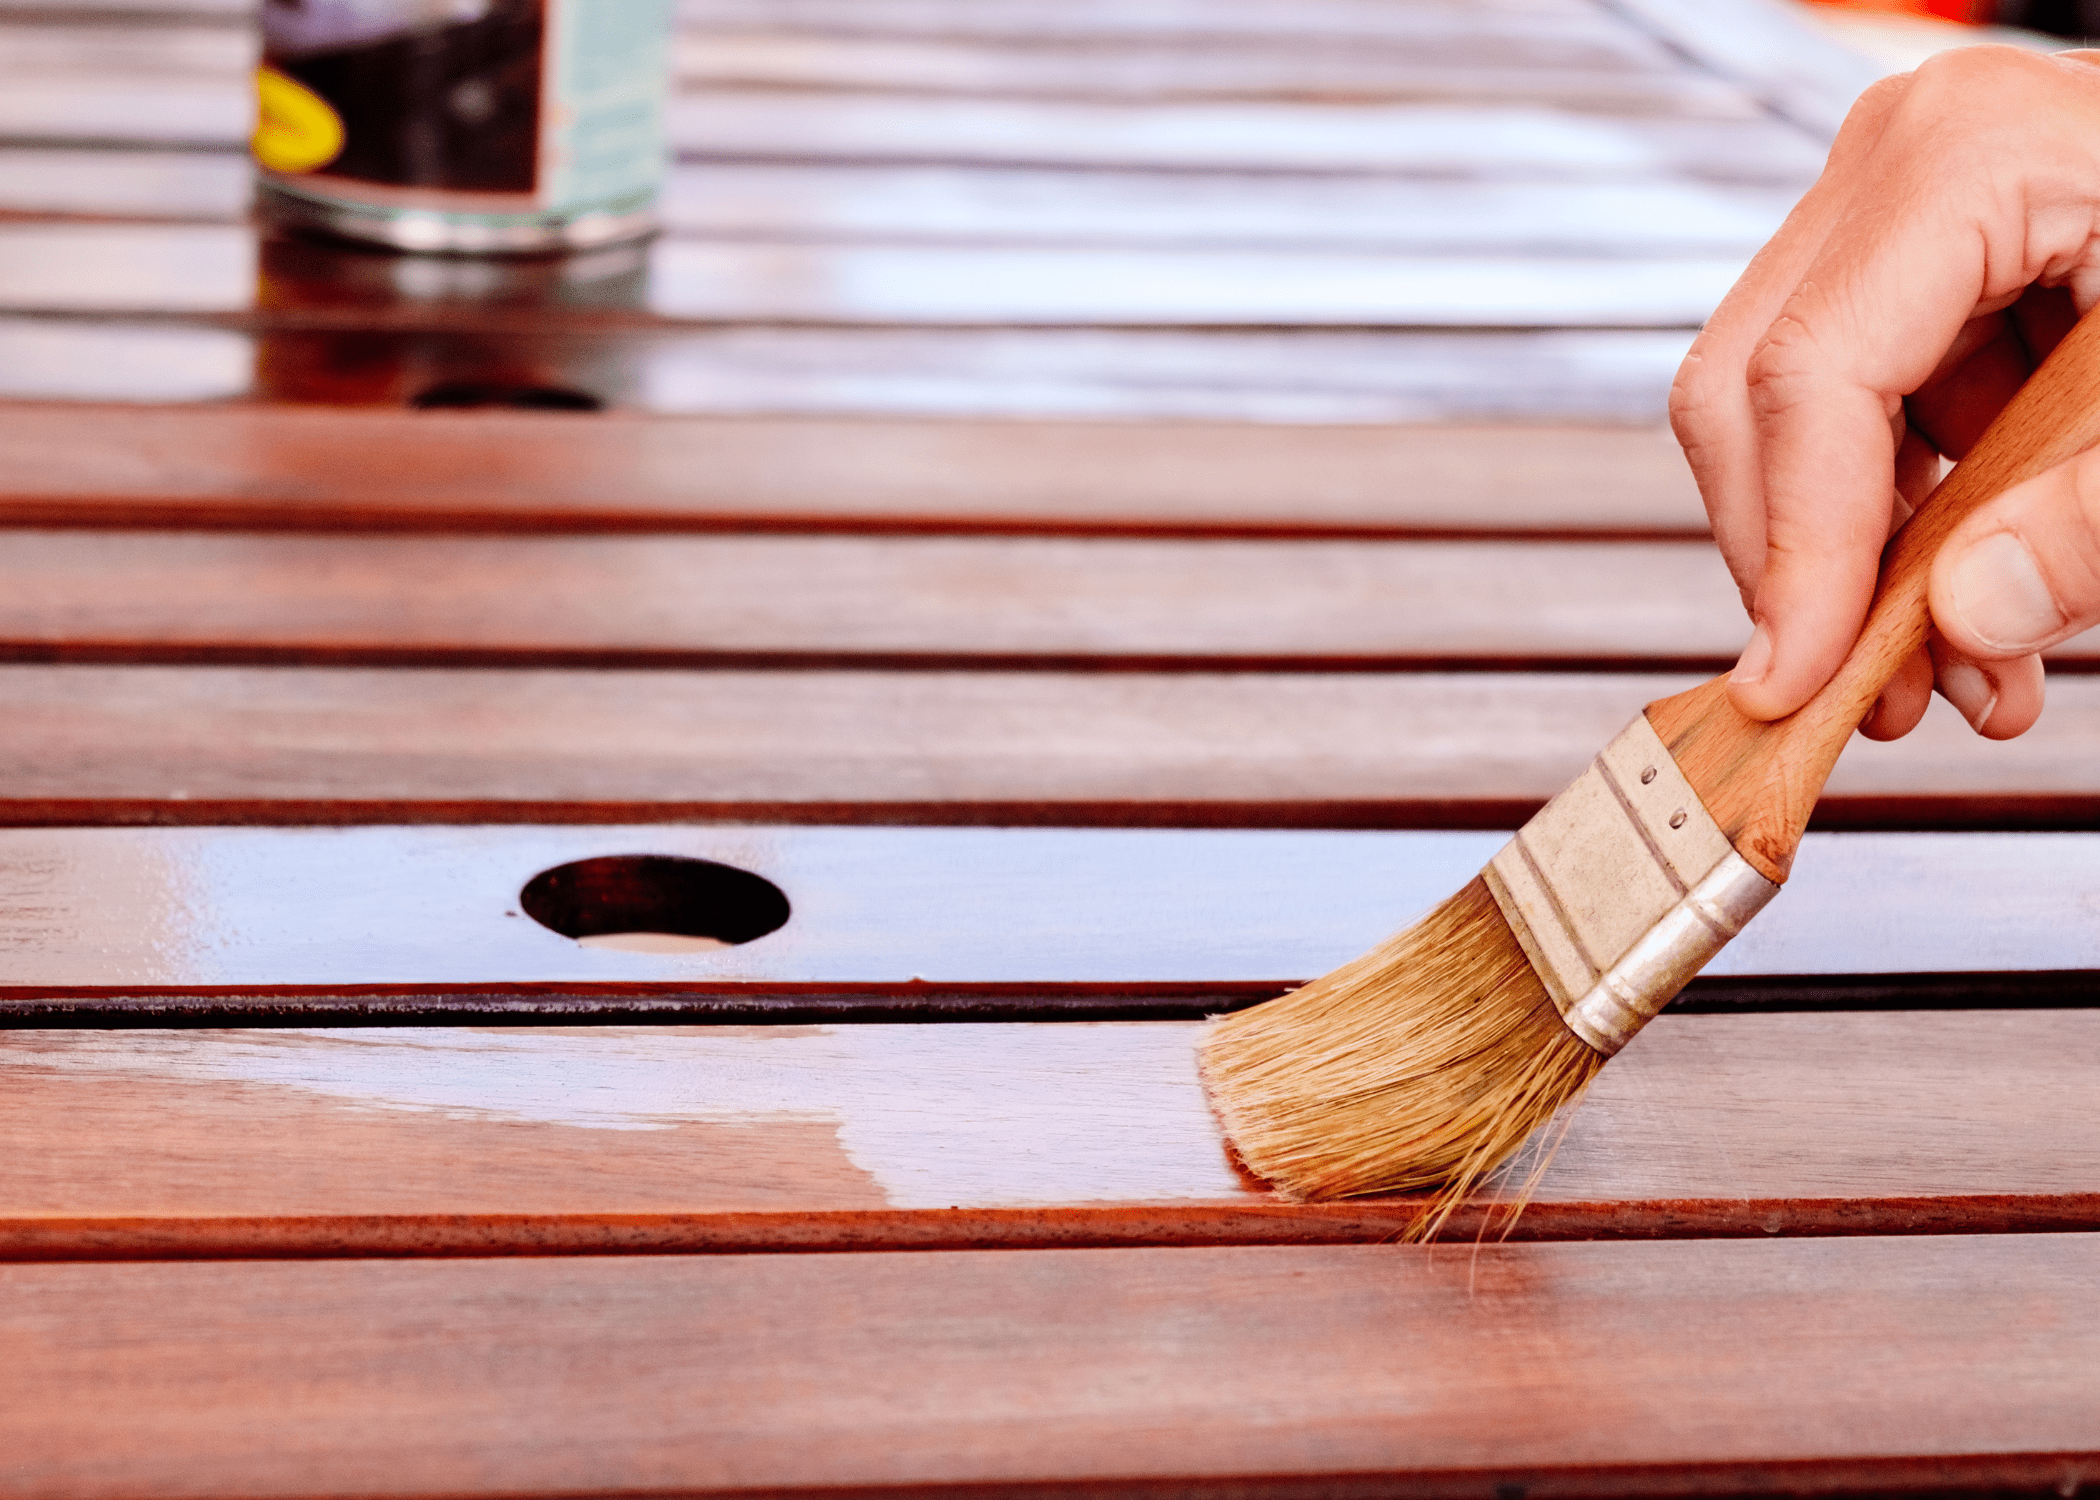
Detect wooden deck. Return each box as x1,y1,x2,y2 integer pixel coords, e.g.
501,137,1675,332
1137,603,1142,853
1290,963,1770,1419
3,0,2095,1495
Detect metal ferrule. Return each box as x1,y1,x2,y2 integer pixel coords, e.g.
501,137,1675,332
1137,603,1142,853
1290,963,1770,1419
1481,713,1779,1056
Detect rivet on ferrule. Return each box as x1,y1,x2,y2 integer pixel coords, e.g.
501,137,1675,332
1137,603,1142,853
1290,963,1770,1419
1480,713,1780,1056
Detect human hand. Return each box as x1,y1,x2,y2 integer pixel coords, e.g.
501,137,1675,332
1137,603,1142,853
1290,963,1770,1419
1670,45,2100,741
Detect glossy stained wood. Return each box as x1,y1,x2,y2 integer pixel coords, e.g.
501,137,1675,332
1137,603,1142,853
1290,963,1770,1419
7,527,2098,670
0,406,1710,535
0,318,1701,419
5,1237,2100,1497
0,824,2096,991
2,1012,2098,1258
0,530,1755,668
1,667,2098,825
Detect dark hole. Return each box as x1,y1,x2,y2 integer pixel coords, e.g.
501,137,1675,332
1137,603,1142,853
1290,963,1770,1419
412,381,603,411
520,855,790,952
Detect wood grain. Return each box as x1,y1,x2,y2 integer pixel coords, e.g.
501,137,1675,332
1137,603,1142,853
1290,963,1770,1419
0,406,1711,534
1,1011,2097,1256
0,823,2092,990
0,530,1754,667
5,527,2093,671
3,1236,2099,1497
0,667,2097,826
0,319,1697,419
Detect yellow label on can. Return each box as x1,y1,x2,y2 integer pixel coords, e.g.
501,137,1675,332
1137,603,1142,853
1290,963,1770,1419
252,65,345,175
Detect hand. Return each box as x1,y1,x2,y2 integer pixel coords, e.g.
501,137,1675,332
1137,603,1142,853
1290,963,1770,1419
1670,45,2100,741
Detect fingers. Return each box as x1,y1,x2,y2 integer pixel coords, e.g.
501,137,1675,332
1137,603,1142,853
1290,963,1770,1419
1931,640,2046,739
1676,47,2100,725
1671,75,1909,606
1931,444,2100,658
1859,644,1933,740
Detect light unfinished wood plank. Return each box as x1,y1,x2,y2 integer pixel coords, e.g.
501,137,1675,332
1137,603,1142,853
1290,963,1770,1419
0,824,2094,989
1,1011,2097,1256
3,1237,2099,1497
0,406,1710,534
0,667,2096,822
0,319,1696,420
0,222,1747,326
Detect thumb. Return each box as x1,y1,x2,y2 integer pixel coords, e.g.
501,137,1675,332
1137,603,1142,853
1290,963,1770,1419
1931,445,2100,659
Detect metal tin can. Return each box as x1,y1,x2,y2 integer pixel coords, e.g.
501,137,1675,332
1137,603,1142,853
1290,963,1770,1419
252,0,673,253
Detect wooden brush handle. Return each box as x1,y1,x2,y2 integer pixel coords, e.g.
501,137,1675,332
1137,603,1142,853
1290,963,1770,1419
1647,305,2100,883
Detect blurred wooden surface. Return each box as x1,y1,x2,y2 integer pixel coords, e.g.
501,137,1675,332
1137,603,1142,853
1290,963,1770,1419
6,0,2096,1495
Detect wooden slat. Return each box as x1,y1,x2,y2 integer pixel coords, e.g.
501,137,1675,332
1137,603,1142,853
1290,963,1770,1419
0,667,2096,826
0,531,1749,667
0,406,1709,535
0,16,1750,110
660,93,1826,180
0,223,1747,326
0,64,1827,182
6,527,2095,670
2,1011,2098,1255
0,823,2092,991
672,34,1762,112
677,0,1652,49
0,320,1696,420
3,1236,2099,1497
0,151,1799,257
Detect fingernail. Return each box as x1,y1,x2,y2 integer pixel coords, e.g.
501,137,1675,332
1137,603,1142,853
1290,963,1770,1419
1939,657,1998,733
1731,620,1773,686
1945,531,2066,652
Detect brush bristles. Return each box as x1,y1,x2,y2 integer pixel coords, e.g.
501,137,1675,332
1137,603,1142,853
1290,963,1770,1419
1197,876,1605,1237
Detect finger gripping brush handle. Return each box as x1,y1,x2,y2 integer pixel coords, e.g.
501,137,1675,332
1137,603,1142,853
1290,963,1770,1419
1647,305,2100,883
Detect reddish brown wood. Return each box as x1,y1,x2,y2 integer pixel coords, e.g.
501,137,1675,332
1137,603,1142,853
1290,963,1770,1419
2,1237,2099,1496
0,529,1753,669
2,1012,2096,1257
0,405,1709,536
0,666,2093,823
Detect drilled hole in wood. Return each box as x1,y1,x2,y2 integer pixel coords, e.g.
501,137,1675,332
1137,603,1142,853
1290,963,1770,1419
412,381,603,412
520,855,790,954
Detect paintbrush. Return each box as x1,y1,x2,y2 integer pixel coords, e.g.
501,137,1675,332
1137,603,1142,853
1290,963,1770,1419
1199,306,2100,1233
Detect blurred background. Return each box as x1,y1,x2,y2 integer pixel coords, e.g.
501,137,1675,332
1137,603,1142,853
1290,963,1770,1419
1,0,2073,425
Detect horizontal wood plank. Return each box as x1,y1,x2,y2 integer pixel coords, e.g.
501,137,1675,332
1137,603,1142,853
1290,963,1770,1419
0,320,1696,420
3,70,1827,179
2,1011,2098,1254
671,35,1762,112
6,527,2095,670
0,824,2093,990
0,530,1752,667
16,522,2100,670
0,406,1710,534
0,151,1799,257
0,223,1748,327
3,1236,2099,1496
0,667,2095,826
